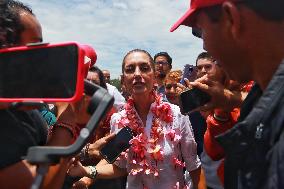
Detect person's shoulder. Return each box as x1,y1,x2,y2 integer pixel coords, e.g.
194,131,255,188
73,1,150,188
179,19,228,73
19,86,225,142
110,109,127,132
106,83,122,95
164,102,181,114
106,83,117,90
111,109,126,121
162,101,186,120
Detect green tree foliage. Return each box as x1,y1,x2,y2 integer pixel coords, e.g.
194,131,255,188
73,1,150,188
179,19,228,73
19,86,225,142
110,78,121,91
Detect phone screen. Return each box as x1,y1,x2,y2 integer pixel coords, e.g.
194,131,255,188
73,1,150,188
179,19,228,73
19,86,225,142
100,126,134,164
179,88,211,114
0,45,78,99
180,64,197,85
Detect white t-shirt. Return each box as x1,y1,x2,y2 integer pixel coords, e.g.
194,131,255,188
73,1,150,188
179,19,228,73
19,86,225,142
106,83,125,110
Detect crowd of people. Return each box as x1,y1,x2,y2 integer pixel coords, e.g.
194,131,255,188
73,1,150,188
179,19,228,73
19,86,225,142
0,0,284,189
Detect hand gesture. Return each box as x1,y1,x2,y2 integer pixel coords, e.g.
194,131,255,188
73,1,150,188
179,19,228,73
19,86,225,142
67,159,88,178
88,133,116,159
184,75,243,112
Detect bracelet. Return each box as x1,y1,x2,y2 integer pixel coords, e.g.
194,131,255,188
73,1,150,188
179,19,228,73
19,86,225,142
79,143,90,161
79,146,86,161
54,122,77,138
213,113,229,122
86,166,98,179
85,143,90,157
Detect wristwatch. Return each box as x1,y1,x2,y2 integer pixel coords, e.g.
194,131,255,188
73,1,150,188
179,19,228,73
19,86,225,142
213,113,229,122
86,166,97,179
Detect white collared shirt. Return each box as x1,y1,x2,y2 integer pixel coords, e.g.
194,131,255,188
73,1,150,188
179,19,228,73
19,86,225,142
111,102,201,189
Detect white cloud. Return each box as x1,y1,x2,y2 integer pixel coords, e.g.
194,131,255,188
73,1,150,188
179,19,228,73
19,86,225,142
113,2,128,10
21,0,203,79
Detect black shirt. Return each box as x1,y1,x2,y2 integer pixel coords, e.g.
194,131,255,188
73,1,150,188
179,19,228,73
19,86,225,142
217,60,284,189
188,111,207,156
0,109,48,169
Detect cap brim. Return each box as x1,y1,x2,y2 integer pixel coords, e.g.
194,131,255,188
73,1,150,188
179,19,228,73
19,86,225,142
170,7,197,32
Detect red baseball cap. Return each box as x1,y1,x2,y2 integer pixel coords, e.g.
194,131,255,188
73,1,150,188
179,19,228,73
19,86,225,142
170,0,227,32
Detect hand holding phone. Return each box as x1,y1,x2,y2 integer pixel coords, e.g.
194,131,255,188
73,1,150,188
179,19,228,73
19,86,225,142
100,126,134,164
179,88,211,114
86,133,116,160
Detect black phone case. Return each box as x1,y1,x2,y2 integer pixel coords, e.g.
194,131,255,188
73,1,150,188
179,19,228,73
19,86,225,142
100,126,134,164
179,88,211,114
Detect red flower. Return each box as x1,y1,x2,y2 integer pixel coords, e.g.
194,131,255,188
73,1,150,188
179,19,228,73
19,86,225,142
147,145,164,161
166,129,181,142
172,157,185,168
167,129,176,141
151,102,173,123
117,117,129,129
115,92,175,180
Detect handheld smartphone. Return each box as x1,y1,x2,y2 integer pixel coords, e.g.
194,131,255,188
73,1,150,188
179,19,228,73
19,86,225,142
180,64,197,85
179,88,211,114
0,42,95,102
100,126,134,164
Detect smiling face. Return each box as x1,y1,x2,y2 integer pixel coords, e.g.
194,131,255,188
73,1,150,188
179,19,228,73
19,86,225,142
122,51,155,96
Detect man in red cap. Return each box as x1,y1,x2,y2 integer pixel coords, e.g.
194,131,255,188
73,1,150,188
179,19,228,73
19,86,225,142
171,0,284,189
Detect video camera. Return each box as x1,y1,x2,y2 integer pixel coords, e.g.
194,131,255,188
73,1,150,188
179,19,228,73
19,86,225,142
0,42,114,189
0,42,96,102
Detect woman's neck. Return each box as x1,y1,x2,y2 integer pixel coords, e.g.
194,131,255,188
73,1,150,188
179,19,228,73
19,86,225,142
132,92,154,125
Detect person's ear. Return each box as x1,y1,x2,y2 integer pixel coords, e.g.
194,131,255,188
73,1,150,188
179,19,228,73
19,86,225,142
222,2,241,41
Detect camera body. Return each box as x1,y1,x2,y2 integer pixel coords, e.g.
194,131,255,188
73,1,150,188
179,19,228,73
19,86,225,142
0,42,97,102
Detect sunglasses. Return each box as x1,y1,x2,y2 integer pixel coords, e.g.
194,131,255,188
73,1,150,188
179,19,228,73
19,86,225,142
165,83,178,90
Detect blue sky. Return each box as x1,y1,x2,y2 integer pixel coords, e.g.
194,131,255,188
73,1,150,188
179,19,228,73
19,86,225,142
21,0,203,79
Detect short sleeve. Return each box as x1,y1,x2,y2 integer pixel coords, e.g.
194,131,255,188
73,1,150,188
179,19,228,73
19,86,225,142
113,89,126,111
107,84,125,111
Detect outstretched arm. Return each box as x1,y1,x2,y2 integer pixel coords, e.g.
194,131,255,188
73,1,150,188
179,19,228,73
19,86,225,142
68,159,127,180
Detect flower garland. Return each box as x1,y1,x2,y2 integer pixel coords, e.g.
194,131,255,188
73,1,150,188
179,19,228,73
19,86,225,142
116,91,185,178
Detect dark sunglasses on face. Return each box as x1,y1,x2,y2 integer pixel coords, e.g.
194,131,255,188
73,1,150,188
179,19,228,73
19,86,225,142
165,83,178,90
